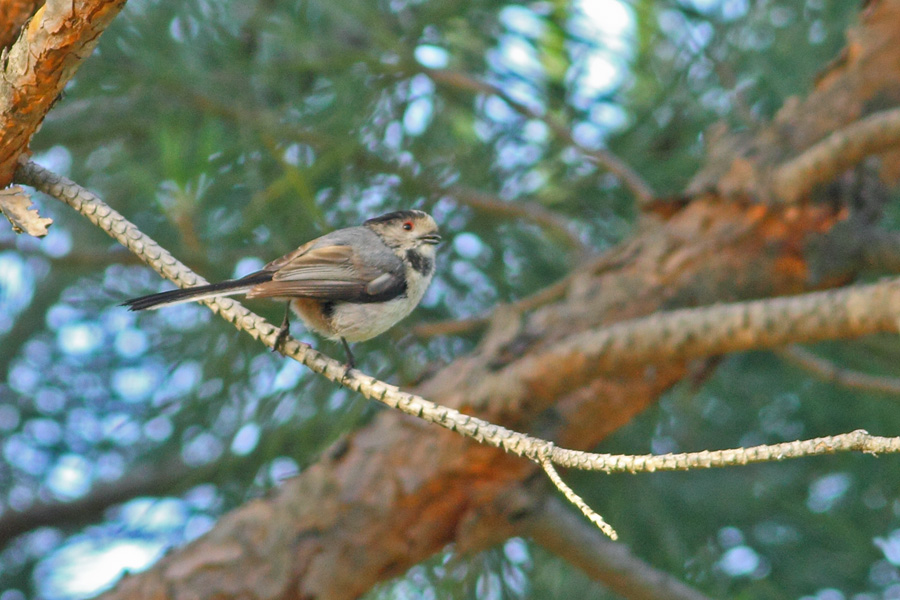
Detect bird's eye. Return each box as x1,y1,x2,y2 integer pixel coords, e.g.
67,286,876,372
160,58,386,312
402,221,414,231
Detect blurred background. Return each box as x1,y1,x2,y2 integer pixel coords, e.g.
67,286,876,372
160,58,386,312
3,0,898,598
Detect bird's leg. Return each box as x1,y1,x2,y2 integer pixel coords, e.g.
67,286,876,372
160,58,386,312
340,337,356,376
273,302,292,354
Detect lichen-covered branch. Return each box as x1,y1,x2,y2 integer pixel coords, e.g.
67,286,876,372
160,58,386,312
550,429,900,473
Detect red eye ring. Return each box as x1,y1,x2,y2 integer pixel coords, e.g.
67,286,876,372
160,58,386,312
402,221,414,231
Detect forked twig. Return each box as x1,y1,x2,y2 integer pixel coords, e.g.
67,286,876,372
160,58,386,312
539,445,618,540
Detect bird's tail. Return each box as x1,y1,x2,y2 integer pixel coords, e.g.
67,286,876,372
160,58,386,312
122,271,272,311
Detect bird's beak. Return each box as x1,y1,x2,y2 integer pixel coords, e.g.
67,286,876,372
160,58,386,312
419,233,442,245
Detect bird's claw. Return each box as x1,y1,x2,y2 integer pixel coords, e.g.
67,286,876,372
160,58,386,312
272,324,291,355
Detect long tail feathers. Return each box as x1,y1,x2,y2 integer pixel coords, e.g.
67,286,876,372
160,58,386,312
122,271,272,311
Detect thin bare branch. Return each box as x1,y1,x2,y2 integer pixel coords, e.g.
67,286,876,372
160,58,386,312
773,107,900,203
776,345,900,396
451,186,586,252
0,459,195,547
355,149,588,253
413,250,636,338
549,429,900,473
426,68,656,205
412,315,488,338
413,273,571,338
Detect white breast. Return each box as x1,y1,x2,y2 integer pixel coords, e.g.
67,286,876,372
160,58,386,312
328,264,434,342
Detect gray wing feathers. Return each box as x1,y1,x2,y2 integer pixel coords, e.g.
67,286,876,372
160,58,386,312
246,228,406,302
246,280,367,299
273,246,358,281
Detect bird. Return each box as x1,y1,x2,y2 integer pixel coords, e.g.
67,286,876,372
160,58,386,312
122,210,441,368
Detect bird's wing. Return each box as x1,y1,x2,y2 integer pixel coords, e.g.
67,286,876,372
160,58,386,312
246,244,405,302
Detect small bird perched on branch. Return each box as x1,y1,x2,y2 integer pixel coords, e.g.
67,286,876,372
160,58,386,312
122,210,441,368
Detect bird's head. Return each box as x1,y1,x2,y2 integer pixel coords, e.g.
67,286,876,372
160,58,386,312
365,210,441,254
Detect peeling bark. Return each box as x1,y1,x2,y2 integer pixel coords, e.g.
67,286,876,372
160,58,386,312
0,0,42,49
0,0,127,186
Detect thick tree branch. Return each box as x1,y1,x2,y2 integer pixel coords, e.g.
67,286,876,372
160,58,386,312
688,1,900,202
773,107,900,203
0,0,127,186
470,277,900,411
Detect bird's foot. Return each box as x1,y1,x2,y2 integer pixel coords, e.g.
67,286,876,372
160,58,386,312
272,303,292,355
339,337,356,381
272,323,291,355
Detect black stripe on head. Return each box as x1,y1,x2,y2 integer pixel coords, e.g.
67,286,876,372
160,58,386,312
406,249,434,277
364,210,427,225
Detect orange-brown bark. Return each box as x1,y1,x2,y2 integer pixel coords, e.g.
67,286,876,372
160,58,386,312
0,0,126,187
690,0,900,201
65,1,900,598
0,0,42,49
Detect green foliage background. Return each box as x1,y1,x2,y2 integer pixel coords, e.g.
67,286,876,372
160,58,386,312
2,0,897,599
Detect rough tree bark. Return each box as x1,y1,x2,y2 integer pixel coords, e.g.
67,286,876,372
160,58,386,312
0,0,42,49
0,0,127,186
90,2,900,599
